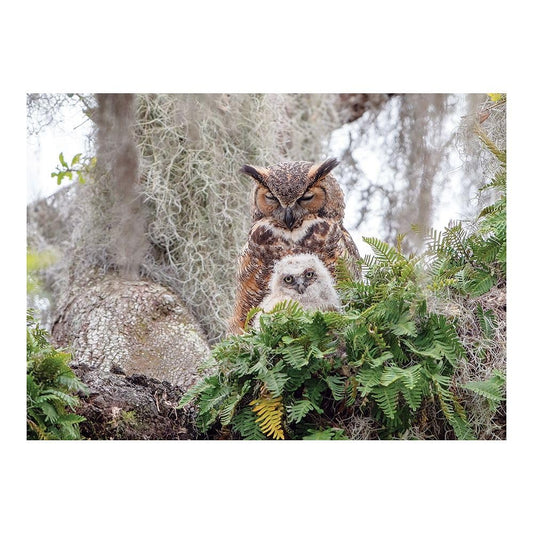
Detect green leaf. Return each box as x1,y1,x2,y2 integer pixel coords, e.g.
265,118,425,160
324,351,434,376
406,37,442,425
460,372,505,411
59,152,68,168
401,386,423,411
219,393,243,426
57,413,86,425
281,343,308,369
286,399,314,423
303,428,348,440
39,401,59,423
178,378,214,408
372,384,401,419
476,305,496,340
324,375,346,401
232,407,266,440
263,361,289,397
390,314,417,337
71,153,81,166
448,415,475,440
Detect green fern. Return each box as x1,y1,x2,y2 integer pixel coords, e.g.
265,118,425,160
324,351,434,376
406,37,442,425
303,427,348,440
232,407,266,440
324,375,347,401
372,383,401,420
460,370,505,412
27,310,88,440
286,399,315,424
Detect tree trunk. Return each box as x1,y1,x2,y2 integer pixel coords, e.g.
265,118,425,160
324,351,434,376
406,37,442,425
72,363,200,440
52,272,211,390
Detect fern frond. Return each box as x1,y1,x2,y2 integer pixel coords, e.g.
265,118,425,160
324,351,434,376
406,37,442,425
324,375,347,401
356,367,382,395
250,395,285,440
429,373,473,439
401,385,424,411
461,372,505,412
432,315,465,367
280,343,308,369
463,268,496,297
286,399,314,424
56,413,86,424
380,365,421,389
372,383,401,420
304,379,326,413
448,412,476,440
368,351,394,368
232,407,266,440
476,305,496,340
40,388,81,408
220,393,245,426
244,306,262,331
474,123,506,165
263,360,289,397
38,401,59,423
27,418,49,440
389,310,417,338
177,377,215,408
56,374,89,394
335,256,354,285
303,427,348,440
363,237,403,266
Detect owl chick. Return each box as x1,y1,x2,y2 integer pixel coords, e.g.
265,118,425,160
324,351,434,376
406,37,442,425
254,254,341,329
229,158,360,334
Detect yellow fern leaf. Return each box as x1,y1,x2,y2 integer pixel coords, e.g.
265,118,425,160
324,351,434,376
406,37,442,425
250,395,285,440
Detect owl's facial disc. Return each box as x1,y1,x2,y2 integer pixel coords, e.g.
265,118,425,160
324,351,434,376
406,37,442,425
254,182,328,230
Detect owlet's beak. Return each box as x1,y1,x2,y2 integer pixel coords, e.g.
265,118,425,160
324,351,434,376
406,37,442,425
295,279,305,294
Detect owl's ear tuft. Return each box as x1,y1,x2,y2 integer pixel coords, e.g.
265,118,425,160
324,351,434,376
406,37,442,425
240,164,268,187
310,157,339,184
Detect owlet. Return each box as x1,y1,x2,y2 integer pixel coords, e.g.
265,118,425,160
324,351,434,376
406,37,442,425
253,253,341,329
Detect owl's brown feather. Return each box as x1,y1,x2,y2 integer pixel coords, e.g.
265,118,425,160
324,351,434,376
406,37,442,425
229,158,361,334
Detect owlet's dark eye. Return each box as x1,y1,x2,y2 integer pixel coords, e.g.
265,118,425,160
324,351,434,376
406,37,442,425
305,270,315,278
283,275,294,284
299,192,315,202
265,192,277,201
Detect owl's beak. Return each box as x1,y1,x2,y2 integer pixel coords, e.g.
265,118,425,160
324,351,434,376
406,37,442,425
284,207,295,230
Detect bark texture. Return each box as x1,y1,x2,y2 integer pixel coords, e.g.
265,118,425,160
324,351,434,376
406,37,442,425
52,273,211,390
72,363,199,440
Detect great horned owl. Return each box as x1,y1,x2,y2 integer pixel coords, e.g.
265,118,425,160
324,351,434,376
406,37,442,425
229,157,360,334
255,254,341,325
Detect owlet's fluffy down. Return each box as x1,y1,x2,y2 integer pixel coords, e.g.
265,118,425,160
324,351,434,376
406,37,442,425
253,253,341,328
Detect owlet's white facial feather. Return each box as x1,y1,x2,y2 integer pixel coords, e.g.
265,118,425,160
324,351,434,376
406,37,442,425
257,253,341,321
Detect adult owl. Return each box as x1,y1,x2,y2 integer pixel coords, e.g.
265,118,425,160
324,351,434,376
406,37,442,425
229,157,360,334
253,254,341,329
